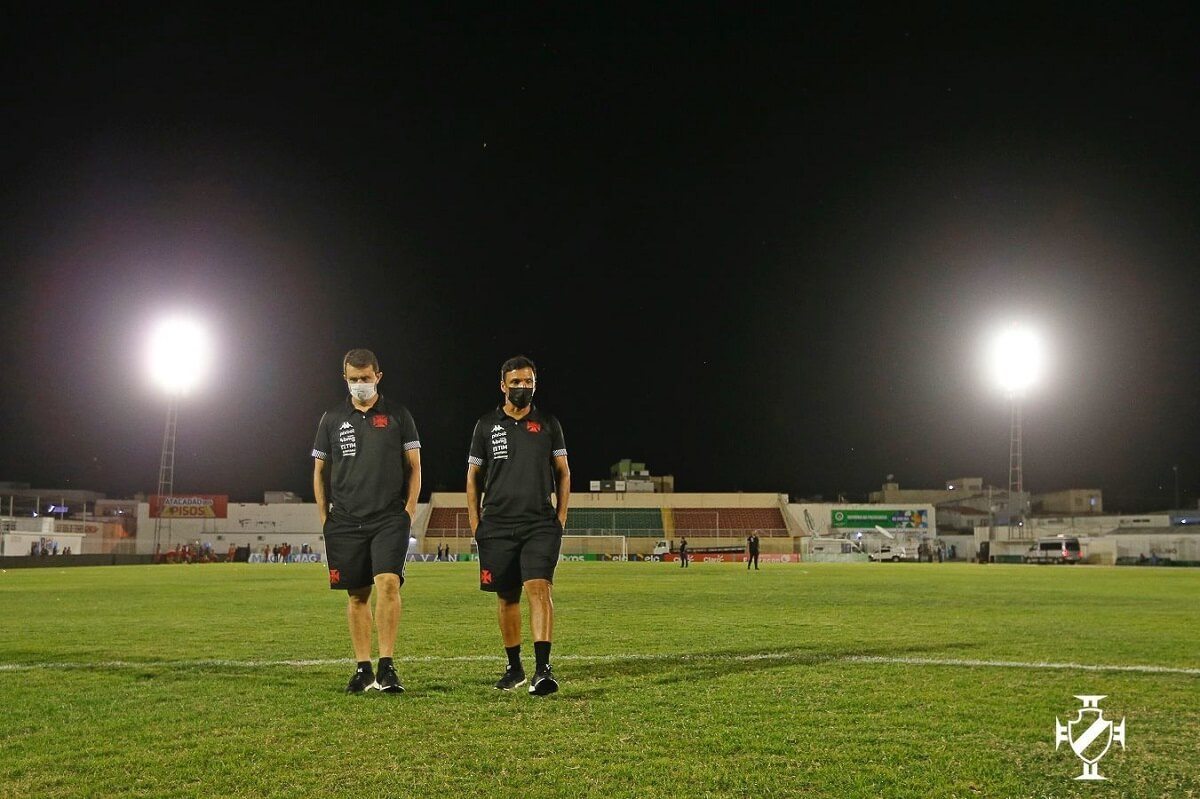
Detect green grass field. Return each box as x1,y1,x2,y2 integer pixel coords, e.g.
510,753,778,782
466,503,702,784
1,561,1197,798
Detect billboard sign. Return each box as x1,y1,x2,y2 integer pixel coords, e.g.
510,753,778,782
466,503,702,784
149,494,229,519
831,509,928,529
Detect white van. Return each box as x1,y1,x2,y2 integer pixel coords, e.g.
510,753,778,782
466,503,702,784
1023,537,1082,564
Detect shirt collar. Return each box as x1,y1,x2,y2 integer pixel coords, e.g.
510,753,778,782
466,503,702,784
346,394,389,414
495,404,539,423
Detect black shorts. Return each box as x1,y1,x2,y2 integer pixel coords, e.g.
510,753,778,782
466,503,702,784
324,507,410,591
475,516,563,593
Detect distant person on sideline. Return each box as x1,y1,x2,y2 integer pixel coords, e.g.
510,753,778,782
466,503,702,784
679,537,689,568
466,355,570,695
312,348,421,694
746,531,760,570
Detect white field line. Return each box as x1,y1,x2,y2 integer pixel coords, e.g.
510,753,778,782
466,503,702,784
0,651,1197,676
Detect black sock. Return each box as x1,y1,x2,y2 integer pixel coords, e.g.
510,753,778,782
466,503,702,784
505,644,522,671
356,660,372,673
377,656,393,671
534,640,552,670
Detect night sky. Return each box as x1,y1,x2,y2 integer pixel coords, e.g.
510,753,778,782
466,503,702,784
2,7,1197,510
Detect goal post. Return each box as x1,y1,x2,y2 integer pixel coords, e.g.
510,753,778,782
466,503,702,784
560,534,627,561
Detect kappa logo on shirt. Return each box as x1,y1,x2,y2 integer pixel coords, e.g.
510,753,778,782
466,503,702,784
340,421,353,430
491,424,504,432
525,420,542,433
371,415,389,428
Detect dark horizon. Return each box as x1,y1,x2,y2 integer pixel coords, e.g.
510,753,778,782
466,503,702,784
2,8,1197,512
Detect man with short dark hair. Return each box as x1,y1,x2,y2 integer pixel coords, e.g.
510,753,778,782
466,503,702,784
313,348,421,694
466,355,570,695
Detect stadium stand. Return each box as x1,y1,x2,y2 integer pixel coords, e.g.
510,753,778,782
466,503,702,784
420,495,793,557
565,508,663,534
425,506,472,537
425,507,667,537
672,508,788,537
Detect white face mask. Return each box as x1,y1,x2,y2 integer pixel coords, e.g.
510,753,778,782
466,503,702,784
347,382,377,402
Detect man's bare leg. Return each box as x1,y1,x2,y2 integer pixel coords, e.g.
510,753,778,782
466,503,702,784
525,579,553,642
373,573,402,658
347,586,374,662
524,578,557,693
497,589,522,647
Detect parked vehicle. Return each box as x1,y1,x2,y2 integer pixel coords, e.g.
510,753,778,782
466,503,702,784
869,545,917,562
1023,537,1082,564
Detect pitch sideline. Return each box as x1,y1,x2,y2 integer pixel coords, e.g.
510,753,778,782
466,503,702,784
1,651,1197,676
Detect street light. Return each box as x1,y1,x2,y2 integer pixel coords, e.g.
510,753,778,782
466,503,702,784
147,317,211,551
987,324,1044,538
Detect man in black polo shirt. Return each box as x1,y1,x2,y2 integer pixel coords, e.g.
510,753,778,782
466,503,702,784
466,355,570,695
747,531,760,570
312,348,421,694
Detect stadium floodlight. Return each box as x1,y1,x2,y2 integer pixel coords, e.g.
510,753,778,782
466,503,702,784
986,323,1044,535
986,324,1043,397
147,317,211,395
147,316,211,552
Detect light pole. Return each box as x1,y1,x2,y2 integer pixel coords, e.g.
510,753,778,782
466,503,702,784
147,317,210,552
987,324,1043,540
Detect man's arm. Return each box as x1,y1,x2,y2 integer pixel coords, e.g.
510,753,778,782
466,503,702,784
553,454,570,527
466,463,483,533
404,449,421,516
313,458,328,525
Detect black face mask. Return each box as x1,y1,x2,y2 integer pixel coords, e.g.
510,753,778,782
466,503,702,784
507,387,533,409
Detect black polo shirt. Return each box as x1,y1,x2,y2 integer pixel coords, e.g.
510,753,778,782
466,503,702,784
468,405,567,524
312,394,420,520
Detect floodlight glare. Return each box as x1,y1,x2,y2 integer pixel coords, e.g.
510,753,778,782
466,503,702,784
148,317,211,395
987,325,1043,395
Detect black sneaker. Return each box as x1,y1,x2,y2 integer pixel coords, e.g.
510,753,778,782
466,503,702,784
375,662,404,694
494,665,527,691
528,665,559,696
345,666,376,694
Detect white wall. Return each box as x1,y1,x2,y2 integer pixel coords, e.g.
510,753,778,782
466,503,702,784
134,502,434,554
2,532,85,556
